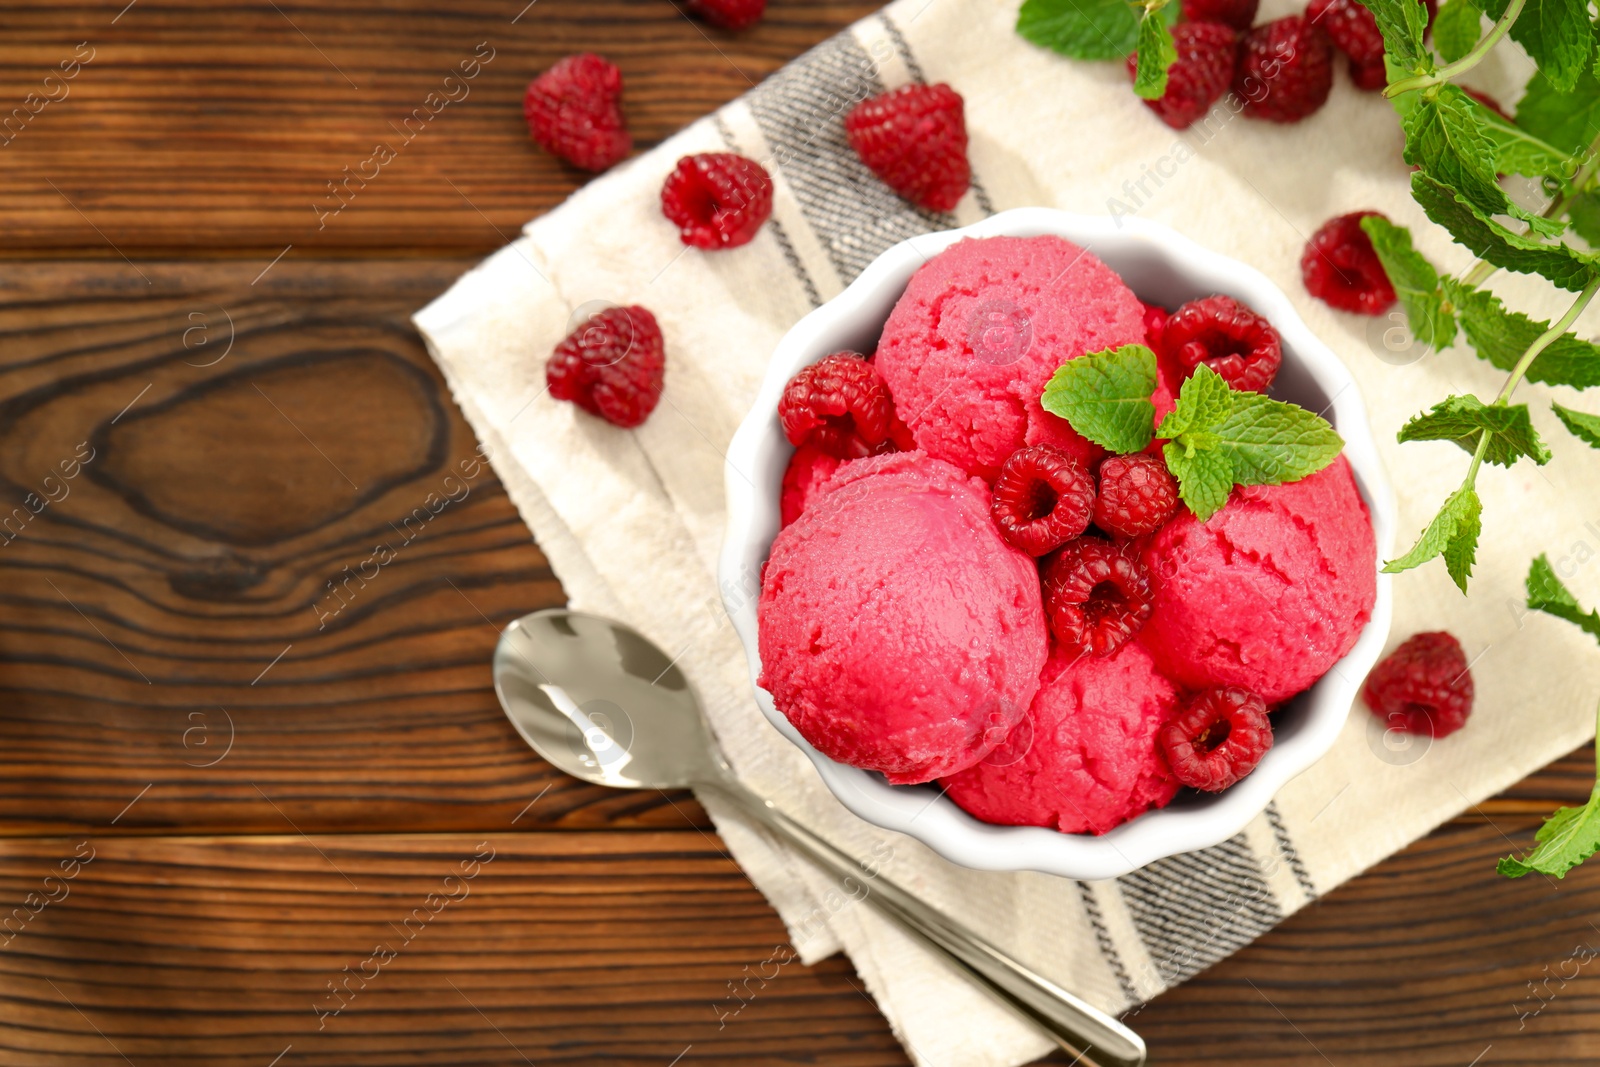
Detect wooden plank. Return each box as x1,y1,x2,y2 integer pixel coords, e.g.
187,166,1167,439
0,258,713,834
0,823,1595,1066
0,0,882,258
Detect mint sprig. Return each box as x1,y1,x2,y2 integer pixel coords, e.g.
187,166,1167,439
1040,343,1159,454
1445,278,1600,389
1500,557,1600,879
1155,366,1345,522
1397,395,1551,467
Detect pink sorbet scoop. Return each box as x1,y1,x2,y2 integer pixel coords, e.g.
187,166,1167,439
757,451,1049,784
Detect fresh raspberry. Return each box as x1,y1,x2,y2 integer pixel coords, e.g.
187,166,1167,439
844,83,970,212
1362,631,1474,737
1182,0,1258,30
777,352,911,459
779,443,843,527
546,306,664,428
1141,301,1169,351
1236,16,1334,124
1041,537,1154,658
1301,211,1398,316
1348,57,1388,91
1307,0,1384,65
1309,0,1435,65
660,153,773,250
1160,295,1283,393
1158,687,1274,792
685,0,765,30
1094,453,1179,539
1126,22,1239,130
523,53,631,172
990,446,1096,556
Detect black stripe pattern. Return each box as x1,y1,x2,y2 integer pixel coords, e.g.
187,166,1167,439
1077,880,1140,1005
1118,834,1282,987
745,31,956,284
1266,800,1319,902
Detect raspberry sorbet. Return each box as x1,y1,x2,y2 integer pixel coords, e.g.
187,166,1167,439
873,236,1147,481
1139,456,1377,703
942,642,1182,834
757,452,1048,784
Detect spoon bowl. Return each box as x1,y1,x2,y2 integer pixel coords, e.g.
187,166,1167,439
493,608,723,791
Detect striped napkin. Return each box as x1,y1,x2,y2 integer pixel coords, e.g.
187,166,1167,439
414,1,1600,1062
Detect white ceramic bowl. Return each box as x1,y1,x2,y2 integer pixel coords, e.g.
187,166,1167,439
719,207,1396,880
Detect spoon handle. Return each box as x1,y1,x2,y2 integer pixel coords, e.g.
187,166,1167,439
704,780,1146,1067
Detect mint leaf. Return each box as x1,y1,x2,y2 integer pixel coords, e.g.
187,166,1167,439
1527,552,1600,641
1472,101,1574,177
1480,0,1595,94
1442,279,1600,388
1040,344,1159,453
1442,488,1484,592
1017,0,1143,59
1383,483,1482,593
1133,7,1178,99
1569,191,1600,247
1213,392,1345,485
1432,0,1482,61
1398,395,1551,466
1163,443,1233,520
1499,784,1600,878
1156,363,1233,440
1553,401,1600,447
1516,24,1600,153
1357,0,1431,70
1403,87,1561,235
1155,366,1343,522
1412,173,1600,292
1359,215,1457,350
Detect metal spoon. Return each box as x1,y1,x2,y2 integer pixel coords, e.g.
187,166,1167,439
492,607,1146,1067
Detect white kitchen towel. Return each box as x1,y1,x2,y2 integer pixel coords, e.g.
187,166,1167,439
414,1,1600,1063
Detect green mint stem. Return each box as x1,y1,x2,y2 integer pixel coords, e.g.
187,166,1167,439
1384,0,1528,97
1494,275,1600,404
1464,422,1493,485
1461,259,1496,289
1450,279,1596,501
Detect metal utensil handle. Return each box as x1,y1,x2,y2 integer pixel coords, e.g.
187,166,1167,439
705,780,1146,1067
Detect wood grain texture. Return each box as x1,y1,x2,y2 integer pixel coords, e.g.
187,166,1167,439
0,0,882,258
0,258,709,835
4,0,1600,1064
0,822,1596,1066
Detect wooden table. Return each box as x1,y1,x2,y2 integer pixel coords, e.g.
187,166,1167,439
2,2,1597,1063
